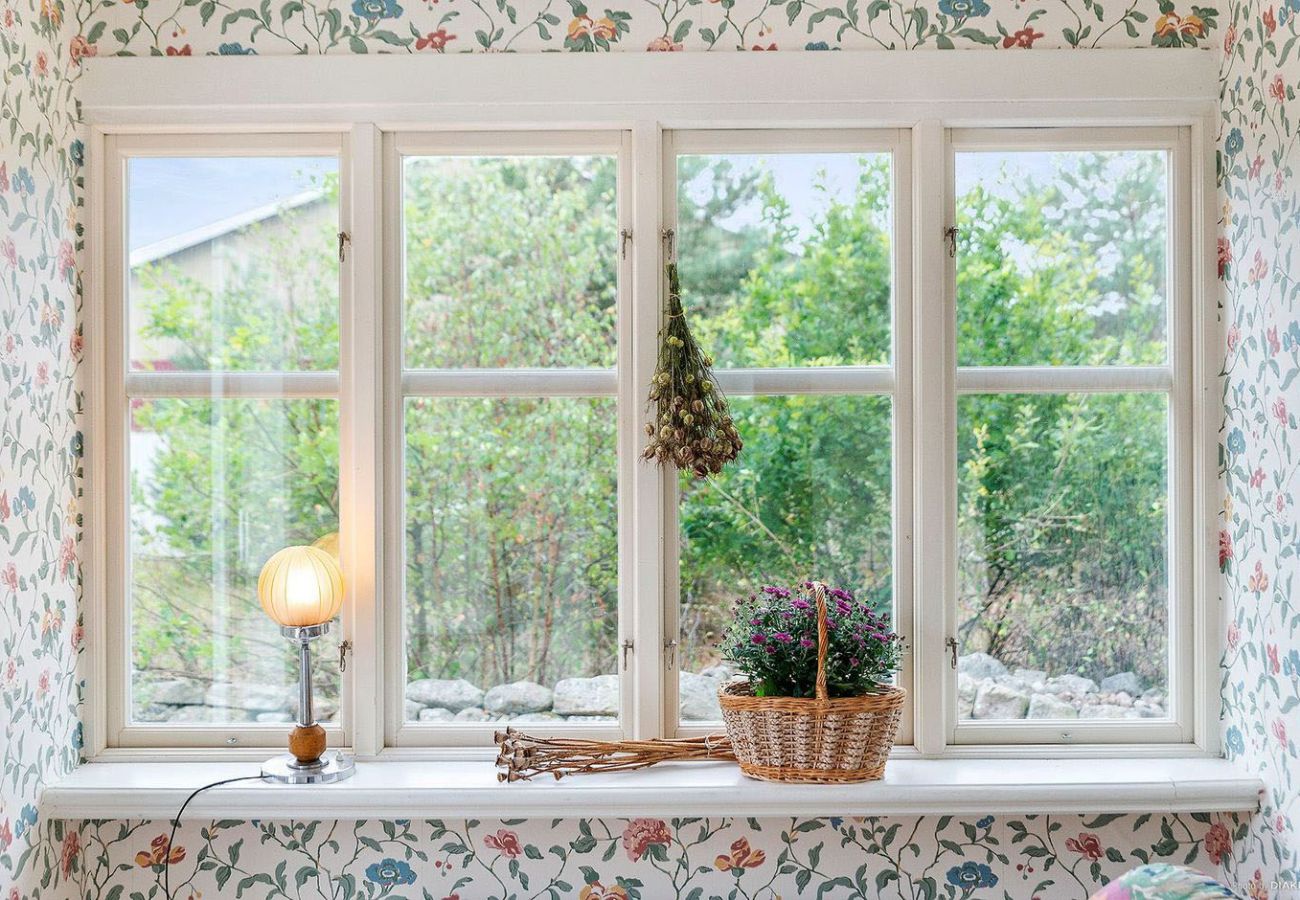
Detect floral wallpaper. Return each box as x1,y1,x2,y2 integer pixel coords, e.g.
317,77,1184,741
5,0,1298,896
0,0,85,893
1217,0,1300,894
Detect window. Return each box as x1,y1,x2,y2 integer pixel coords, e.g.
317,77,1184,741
94,120,1204,754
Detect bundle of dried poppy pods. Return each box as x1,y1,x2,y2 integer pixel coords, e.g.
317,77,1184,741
642,263,743,477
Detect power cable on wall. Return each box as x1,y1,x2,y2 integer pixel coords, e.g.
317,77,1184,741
162,775,262,900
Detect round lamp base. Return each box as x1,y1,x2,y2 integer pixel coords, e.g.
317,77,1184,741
261,752,356,785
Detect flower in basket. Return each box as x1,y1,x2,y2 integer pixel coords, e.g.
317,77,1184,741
720,582,902,698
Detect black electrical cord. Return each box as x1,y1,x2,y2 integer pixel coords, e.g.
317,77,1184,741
163,775,263,900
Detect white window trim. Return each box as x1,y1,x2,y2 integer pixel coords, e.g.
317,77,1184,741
80,49,1222,762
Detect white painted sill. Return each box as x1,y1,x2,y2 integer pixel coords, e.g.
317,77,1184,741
43,757,1259,819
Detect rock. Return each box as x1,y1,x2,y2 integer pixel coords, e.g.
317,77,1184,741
205,682,293,712
563,715,617,722
1079,704,1130,719
484,681,553,715
1100,672,1143,696
454,707,491,722
972,682,1029,719
553,674,619,716
957,673,979,718
256,712,293,723
1126,707,1162,719
418,707,455,722
133,704,172,723
958,652,1007,681
144,679,207,706
679,672,723,720
1027,693,1078,719
700,664,736,682
1044,674,1099,697
510,712,561,723
406,678,484,712
167,705,253,723
1012,669,1048,689
405,700,425,721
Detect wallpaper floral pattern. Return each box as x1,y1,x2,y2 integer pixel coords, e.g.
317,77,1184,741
0,0,85,893
3,0,1296,896
1217,0,1300,895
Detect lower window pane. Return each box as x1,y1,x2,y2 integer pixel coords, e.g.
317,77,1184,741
956,392,1169,722
403,397,618,724
129,398,341,725
678,395,894,722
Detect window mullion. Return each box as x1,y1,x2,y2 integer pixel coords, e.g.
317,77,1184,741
911,119,953,755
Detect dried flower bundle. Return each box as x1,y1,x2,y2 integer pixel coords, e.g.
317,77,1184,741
494,728,733,781
642,263,743,477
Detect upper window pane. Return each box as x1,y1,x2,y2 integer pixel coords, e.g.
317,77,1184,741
955,149,1168,367
127,156,340,372
676,152,892,368
402,155,618,369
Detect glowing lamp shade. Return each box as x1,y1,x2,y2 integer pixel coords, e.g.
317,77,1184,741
257,545,344,628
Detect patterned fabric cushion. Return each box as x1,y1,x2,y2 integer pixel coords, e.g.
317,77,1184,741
1089,864,1241,900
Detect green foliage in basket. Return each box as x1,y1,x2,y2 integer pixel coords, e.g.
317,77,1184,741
721,583,902,699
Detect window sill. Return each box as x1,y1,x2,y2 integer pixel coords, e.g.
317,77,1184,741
42,757,1260,819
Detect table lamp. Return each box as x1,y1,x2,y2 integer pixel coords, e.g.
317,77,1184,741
257,545,356,784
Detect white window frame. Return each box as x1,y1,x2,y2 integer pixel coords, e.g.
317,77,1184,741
80,50,1220,761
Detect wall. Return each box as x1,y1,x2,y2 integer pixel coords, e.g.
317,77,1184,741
5,0,1292,897
0,0,85,893
1218,0,1300,894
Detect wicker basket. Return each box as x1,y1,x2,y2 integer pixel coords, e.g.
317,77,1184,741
718,583,905,784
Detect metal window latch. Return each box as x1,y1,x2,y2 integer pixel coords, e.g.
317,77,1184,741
339,639,353,672
945,637,958,669
663,638,678,669
944,225,959,258
660,227,675,263
621,639,634,670
338,231,351,262
620,228,633,259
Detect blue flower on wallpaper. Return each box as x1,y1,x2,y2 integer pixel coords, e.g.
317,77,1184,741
14,486,36,515
70,431,83,458
805,41,831,49
1225,127,1244,156
351,0,403,19
218,42,257,54
1227,427,1246,455
1226,726,1245,757
69,140,84,167
938,0,990,17
71,721,84,754
13,805,38,838
364,858,416,887
947,861,997,890
12,167,35,196
976,815,994,830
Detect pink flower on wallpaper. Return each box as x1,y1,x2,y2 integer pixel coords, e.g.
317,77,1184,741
0,162,7,191
1227,322,1240,351
35,50,48,76
0,491,8,522
1,238,15,267
483,829,522,858
1,562,17,591
1248,155,1264,179
1065,833,1103,861
37,669,50,696
1268,325,1281,355
3,658,15,685
1248,250,1269,285
622,818,671,861
1251,561,1272,594
70,34,98,64
1268,643,1281,674
0,819,11,851
1273,718,1288,750
70,328,83,359
1278,493,1287,514
36,361,49,387
1276,170,1284,192
1219,529,1234,571
58,240,75,281
61,830,80,877
1252,467,1266,488
1263,6,1277,35
1224,23,1236,53
1002,27,1043,48
70,623,83,651
1218,236,1232,279
646,36,682,51
1273,398,1288,427
1228,621,1241,650
1270,74,1287,102
1205,821,1231,865
59,535,75,580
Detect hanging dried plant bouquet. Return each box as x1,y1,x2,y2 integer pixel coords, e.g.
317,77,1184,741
642,263,743,477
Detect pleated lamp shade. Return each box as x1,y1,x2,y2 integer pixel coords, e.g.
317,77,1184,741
257,545,345,628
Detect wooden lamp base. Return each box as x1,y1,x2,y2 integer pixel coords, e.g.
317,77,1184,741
289,723,328,767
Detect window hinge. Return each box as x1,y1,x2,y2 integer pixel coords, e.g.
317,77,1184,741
945,636,958,669
621,639,634,670
663,638,678,669
944,225,959,258
339,639,353,672
338,231,351,262
620,228,633,259
660,227,676,263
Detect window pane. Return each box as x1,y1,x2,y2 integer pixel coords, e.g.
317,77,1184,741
676,152,893,368
402,156,618,369
955,149,1168,367
130,398,341,725
677,395,894,722
128,157,340,372
403,397,618,723
956,392,1168,721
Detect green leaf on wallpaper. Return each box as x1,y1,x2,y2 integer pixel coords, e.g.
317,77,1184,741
373,29,405,44
1093,2,1104,20
795,869,812,893
786,1,802,25
672,19,691,42
349,35,368,51
280,1,302,22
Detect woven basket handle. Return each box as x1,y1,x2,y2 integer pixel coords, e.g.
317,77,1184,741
813,582,830,703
